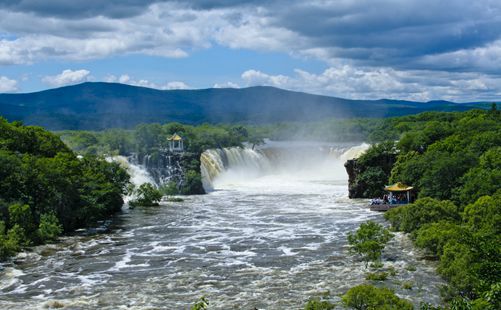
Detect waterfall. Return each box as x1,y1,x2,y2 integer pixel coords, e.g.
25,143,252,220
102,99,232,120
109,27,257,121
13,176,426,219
339,143,370,161
107,156,156,202
200,142,370,192
108,152,185,195
200,147,271,191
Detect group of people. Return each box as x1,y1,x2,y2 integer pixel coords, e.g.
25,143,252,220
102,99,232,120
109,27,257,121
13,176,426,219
370,193,409,205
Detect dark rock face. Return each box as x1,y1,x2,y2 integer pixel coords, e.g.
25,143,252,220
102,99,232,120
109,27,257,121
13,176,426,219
344,154,397,199
345,159,364,198
131,151,206,194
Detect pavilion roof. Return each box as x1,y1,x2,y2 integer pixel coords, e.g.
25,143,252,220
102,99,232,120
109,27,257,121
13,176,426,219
385,182,413,192
168,133,183,141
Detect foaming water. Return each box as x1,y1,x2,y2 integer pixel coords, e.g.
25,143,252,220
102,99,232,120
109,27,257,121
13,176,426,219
1,143,445,309
200,142,369,191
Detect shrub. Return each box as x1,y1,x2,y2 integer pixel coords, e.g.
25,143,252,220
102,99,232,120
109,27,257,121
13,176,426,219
304,298,335,310
347,221,392,267
0,221,21,259
342,284,413,310
462,195,500,234
38,213,63,242
159,181,179,195
180,170,205,195
384,198,460,234
415,221,470,256
365,272,388,281
130,183,162,206
402,282,413,290
191,296,209,310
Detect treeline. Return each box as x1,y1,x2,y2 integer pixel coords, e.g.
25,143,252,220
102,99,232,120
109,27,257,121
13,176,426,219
59,123,258,195
352,107,500,308
0,118,130,259
59,123,257,156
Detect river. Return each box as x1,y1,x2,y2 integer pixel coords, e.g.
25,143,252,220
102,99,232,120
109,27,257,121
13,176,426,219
0,143,445,309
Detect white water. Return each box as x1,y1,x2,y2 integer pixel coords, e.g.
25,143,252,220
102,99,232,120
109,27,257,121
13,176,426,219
0,142,446,309
107,155,155,201
200,142,369,191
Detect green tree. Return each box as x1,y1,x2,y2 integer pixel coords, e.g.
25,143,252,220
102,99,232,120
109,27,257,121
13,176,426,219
415,221,470,256
457,148,501,205
131,183,163,206
304,298,335,310
342,284,413,310
37,213,63,242
347,221,392,267
384,198,460,234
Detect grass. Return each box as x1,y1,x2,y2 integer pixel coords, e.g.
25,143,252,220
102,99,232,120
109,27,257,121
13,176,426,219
402,281,413,290
365,272,388,281
405,264,417,272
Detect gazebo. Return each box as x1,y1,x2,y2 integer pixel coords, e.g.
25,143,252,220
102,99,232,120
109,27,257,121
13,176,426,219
384,182,413,204
167,133,184,152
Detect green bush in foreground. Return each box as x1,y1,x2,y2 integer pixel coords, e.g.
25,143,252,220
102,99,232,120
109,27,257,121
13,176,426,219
191,296,209,310
348,221,392,267
365,271,388,281
342,284,413,310
130,183,163,207
37,213,63,242
304,297,335,310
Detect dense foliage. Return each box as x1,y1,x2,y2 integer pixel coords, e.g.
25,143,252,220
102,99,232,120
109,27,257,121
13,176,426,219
342,284,414,310
0,118,130,259
375,107,501,308
347,221,392,267
59,123,254,156
130,183,163,207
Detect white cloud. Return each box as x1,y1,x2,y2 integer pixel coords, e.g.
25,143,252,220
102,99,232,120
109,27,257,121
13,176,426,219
103,73,190,90
164,81,189,90
241,69,290,87
1,1,501,100
0,76,18,92
239,66,501,102
213,81,240,88
42,69,91,87
118,74,131,84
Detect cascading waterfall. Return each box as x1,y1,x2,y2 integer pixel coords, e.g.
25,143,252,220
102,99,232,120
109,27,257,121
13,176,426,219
129,153,184,187
200,142,369,191
107,156,156,188
108,153,186,202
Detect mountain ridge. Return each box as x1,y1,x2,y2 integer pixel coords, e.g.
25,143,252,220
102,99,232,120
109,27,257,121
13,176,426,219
0,82,487,130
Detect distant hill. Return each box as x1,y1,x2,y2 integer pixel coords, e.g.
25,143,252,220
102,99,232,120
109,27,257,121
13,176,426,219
0,82,488,130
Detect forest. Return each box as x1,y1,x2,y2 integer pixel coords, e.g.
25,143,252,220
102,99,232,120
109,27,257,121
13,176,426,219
350,106,500,309
0,118,130,259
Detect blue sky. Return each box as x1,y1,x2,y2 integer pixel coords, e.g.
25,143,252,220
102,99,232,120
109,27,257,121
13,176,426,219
1,0,501,102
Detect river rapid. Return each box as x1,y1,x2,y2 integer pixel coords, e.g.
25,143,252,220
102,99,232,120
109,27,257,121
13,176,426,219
0,143,445,309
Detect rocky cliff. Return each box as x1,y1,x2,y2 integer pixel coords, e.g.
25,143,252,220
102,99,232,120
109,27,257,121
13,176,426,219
344,149,397,198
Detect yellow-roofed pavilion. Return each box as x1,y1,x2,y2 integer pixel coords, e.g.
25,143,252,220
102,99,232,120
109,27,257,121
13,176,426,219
167,133,184,152
385,182,413,204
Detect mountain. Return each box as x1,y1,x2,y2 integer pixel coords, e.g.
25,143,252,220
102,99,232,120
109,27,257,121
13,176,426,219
0,82,487,130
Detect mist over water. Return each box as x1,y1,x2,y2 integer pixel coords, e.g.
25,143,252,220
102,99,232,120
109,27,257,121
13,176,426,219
0,142,445,309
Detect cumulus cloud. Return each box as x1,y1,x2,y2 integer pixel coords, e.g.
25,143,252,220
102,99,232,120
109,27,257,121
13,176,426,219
42,69,91,87
240,66,501,102
164,81,189,90
1,1,501,100
1,1,500,73
0,76,18,92
213,81,240,88
104,73,190,90
241,70,290,88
